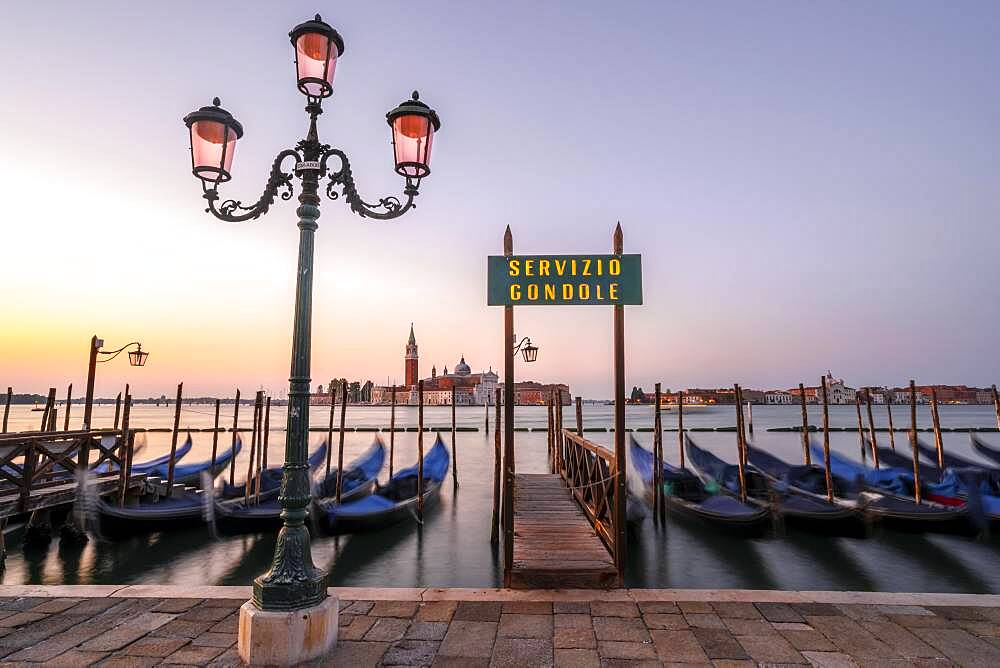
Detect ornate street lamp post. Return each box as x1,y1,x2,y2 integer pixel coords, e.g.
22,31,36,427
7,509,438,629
182,15,440,616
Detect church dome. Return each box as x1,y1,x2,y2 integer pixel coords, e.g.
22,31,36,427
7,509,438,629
455,356,472,376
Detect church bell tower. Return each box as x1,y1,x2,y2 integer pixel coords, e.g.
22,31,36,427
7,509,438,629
405,323,419,386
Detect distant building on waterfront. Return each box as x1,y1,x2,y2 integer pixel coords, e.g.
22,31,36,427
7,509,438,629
787,372,857,404
764,390,794,405
506,381,571,406
370,325,499,405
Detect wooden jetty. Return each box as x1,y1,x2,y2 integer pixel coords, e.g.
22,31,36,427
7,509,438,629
510,473,617,588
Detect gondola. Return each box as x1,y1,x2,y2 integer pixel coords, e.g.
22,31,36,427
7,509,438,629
170,437,243,487
629,436,769,537
685,436,860,536
809,442,972,534
318,434,449,534
971,433,1000,467
219,440,329,501
128,433,195,476
215,439,385,533
96,441,327,535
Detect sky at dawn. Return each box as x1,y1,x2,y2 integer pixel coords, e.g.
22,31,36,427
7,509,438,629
2,1,999,399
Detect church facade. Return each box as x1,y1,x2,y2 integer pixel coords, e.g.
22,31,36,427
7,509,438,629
370,325,500,406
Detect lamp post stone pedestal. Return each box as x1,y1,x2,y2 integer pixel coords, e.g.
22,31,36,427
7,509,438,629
238,597,338,666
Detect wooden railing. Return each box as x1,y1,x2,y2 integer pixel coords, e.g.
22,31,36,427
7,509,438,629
556,429,622,572
0,429,139,516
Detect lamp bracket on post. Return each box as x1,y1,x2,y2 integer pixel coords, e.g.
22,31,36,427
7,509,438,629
96,341,145,364
321,148,417,220
203,149,301,222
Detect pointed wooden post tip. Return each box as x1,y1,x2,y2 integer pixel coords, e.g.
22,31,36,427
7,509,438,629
503,225,513,254
613,222,623,253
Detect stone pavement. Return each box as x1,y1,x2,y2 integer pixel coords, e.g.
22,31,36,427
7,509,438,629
0,586,999,666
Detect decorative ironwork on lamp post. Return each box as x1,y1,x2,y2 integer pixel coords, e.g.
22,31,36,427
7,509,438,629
182,15,440,612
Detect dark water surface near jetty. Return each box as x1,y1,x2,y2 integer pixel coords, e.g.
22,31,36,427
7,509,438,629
4,404,1000,592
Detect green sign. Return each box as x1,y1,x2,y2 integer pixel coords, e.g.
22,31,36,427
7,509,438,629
487,254,642,306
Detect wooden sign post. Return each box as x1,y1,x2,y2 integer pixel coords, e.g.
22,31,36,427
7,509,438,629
489,223,642,583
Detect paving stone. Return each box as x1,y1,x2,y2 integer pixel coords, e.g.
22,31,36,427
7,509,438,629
0,598,45,611
432,655,489,667
206,648,242,667
490,637,553,667
200,598,245,609
596,640,657,660
499,613,553,639
927,605,986,621
339,615,377,641
364,617,410,642
780,629,838,652
920,627,1000,667
712,602,761,619
792,603,842,617
79,612,177,652
438,620,497,658
3,617,110,661
503,601,552,615
0,613,87,650
860,619,941,658
638,601,680,615
416,601,457,622
799,650,860,667
773,622,813,631
554,601,590,614
835,604,888,621
554,626,596,649
208,614,237,634
341,600,375,615
554,613,592,629
382,639,440,666
886,613,954,629
643,613,688,630
407,621,450,641
601,659,662,667
97,655,161,667
151,598,203,614
190,631,236,648
454,601,502,622
161,644,226,664
176,604,232,623
737,634,804,664
0,612,47,627
44,649,111,666
684,613,726,629
649,629,710,663
876,604,934,616
722,617,774,636
119,636,189,657
955,619,1000,636
325,640,390,665
692,628,748,660
679,601,715,614
339,613,356,628
148,619,214,639
756,602,805,623
554,648,600,667
806,615,897,659
29,598,83,613
590,601,639,618
593,616,650,642
68,598,127,616
370,600,419,618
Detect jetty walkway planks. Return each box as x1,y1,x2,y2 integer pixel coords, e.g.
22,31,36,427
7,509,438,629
510,473,617,589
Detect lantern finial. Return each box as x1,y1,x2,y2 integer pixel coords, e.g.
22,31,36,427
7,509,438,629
213,97,221,106
412,90,419,100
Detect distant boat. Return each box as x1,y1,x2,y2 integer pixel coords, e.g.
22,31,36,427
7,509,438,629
318,434,449,534
30,402,44,412
630,435,769,537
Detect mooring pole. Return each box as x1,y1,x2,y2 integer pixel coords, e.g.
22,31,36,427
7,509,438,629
678,390,685,470
556,391,564,473
930,387,944,471
491,386,501,545
485,396,489,434
389,385,396,479
734,385,748,503
117,394,134,507
336,380,347,503
798,383,811,465
262,395,272,473
325,384,336,481
112,391,122,430
865,389,879,469
820,376,833,502
451,385,458,488
612,223,627,579
166,382,183,497
2,387,11,433
886,391,896,451
854,394,867,465
63,384,72,431
993,384,1000,431
245,392,262,505
746,400,753,436
547,392,555,473
40,388,55,431
229,389,240,487
502,225,515,586
417,379,425,521
653,383,662,523
910,379,921,504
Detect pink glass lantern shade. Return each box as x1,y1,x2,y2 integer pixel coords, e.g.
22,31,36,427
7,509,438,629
386,91,441,179
183,99,243,183
128,345,148,367
289,15,344,98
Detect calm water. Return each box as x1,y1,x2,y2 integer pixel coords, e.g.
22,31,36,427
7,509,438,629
4,403,1000,592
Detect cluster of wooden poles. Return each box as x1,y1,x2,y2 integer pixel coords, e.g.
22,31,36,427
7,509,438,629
646,380,1000,525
